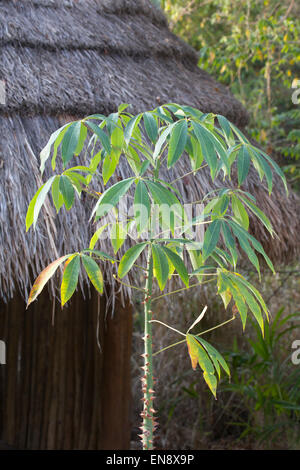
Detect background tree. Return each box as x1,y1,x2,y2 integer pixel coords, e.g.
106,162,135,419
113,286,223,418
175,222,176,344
161,0,300,188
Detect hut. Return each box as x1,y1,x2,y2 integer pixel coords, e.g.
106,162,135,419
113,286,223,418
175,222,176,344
0,0,299,450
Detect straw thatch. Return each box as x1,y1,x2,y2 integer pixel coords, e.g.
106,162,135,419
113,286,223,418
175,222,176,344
0,0,299,303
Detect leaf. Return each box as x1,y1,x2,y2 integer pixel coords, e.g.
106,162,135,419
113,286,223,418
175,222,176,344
85,121,111,154
134,180,150,235
143,112,158,143
91,177,135,220
161,245,189,287
118,242,148,278
146,180,183,235
237,145,251,186
61,255,80,306
110,221,127,254
27,255,70,307
231,276,264,334
153,124,174,160
217,114,231,141
202,219,221,260
89,224,108,250
102,150,120,184
221,221,238,268
197,337,230,377
111,124,124,150
61,121,82,166
186,306,207,333
192,121,218,179
256,148,288,194
40,123,71,174
124,114,142,146
51,176,64,213
26,176,56,231
152,244,170,291
186,334,217,397
167,119,188,168
237,194,273,235
118,103,130,113
75,122,88,156
231,195,249,230
82,255,103,294
59,175,75,210
229,221,260,277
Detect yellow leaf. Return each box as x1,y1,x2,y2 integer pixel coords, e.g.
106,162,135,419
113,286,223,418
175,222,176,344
27,255,70,308
186,335,198,370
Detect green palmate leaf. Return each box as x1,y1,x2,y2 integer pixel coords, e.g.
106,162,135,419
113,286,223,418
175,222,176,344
118,103,130,113
255,147,288,194
231,275,264,334
40,123,72,174
85,121,111,154
192,121,218,179
51,175,64,213
197,337,231,377
202,219,221,260
161,245,189,287
91,177,135,220
190,134,204,170
127,145,143,175
75,122,88,156
237,145,251,186
134,180,150,234
27,254,70,307
228,273,269,320
146,180,181,208
111,124,124,150
61,255,81,306
237,193,273,235
152,244,169,291
247,147,272,192
143,112,158,143
229,122,250,144
218,272,248,329
102,150,120,184
221,221,238,268
217,114,231,141
59,175,75,210
89,224,108,250
110,221,127,254
228,219,275,273
186,334,217,398
118,242,148,278
153,124,174,160
167,119,188,168
26,175,56,231
81,255,103,294
146,180,183,235
231,195,249,230
61,121,82,166
124,114,142,146
229,221,260,277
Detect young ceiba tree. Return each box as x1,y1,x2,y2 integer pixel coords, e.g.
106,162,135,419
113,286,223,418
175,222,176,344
25,103,287,450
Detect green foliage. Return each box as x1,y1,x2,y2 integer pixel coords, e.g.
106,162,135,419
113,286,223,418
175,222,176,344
162,0,300,189
221,308,300,445
25,103,287,449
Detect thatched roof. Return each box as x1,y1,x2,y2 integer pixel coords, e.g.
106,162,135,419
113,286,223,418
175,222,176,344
0,0,299,302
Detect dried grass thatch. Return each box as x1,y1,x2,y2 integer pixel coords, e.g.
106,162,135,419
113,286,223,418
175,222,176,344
0,0,299,303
